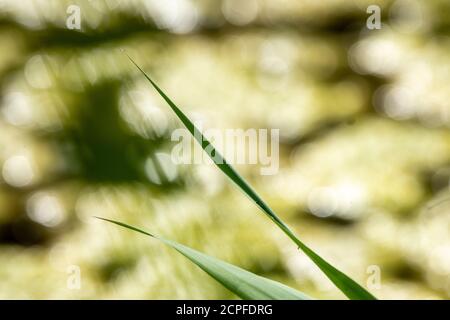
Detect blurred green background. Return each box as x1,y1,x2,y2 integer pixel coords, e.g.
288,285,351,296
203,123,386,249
0,0,449,299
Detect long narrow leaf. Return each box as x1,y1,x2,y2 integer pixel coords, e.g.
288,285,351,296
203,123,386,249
127,56,376,300
96,217,311,300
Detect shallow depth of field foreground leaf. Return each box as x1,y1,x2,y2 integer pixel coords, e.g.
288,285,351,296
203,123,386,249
127,56,376,300
96,217,311,300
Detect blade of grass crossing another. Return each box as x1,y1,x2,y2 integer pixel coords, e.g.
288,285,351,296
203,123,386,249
96,217,312,300
126,56,376,300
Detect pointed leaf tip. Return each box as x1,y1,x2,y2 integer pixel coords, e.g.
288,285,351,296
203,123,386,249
98,217,312,300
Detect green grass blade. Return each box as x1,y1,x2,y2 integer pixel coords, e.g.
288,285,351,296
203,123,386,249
96,217,312,300
127,56,376,300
